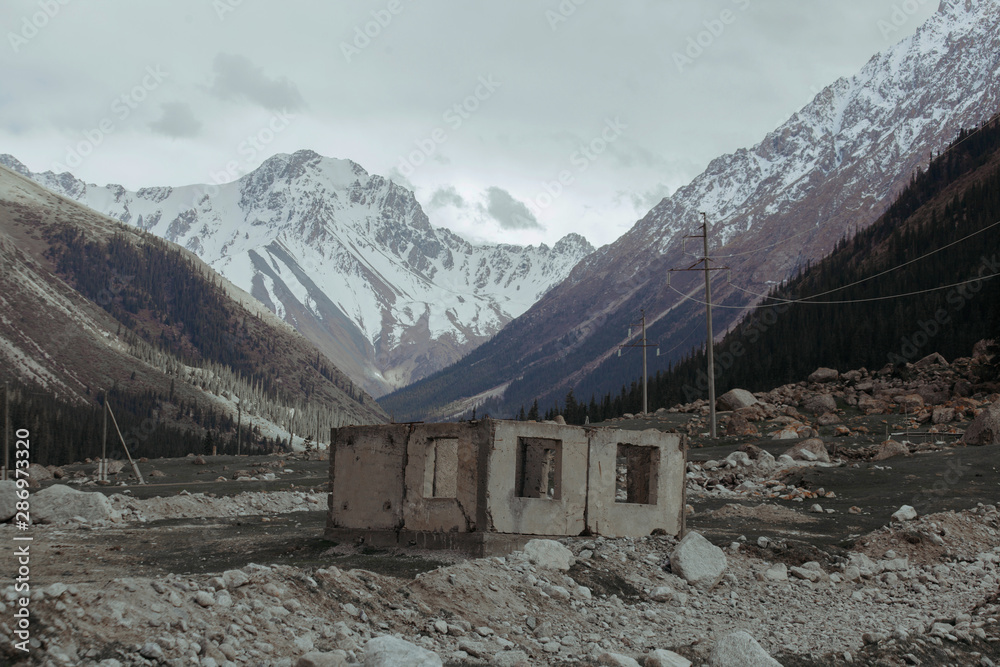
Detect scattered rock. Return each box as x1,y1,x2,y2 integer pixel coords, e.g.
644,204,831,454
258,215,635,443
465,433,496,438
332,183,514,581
0,480,18,522
297,651,348,667
892,505,918,522
816,412,841,426
26,462,53,481
804,394,837,416
363,635,442,667
522,539,574,571
670,531,727,590
873,440,908,461
597,652,641,667
808,368,839,383
31,485,116,524
717,388,758,411
961,401,1000,446
782,438,830,463
914,352,948,368
758,563,788,582
709,631,782,667
645,649,692,667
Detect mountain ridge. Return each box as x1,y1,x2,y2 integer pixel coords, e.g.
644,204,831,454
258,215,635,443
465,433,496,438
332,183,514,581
0,150,595,398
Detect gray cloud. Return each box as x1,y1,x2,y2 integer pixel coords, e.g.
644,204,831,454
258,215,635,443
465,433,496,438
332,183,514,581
149,102,202,138
209,53,305,111
482,187,541,230
429,186,465,209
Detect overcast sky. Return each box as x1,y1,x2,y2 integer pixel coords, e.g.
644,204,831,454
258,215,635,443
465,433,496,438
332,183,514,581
1,0,938,249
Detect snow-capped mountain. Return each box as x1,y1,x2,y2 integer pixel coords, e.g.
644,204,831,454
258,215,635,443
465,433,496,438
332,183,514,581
0,151,594,396
382,0,1000,419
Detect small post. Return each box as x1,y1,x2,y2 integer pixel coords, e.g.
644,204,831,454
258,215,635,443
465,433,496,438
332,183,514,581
237,403,242,456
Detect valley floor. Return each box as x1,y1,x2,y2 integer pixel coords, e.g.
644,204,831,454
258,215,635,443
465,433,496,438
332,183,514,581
3,416,1000,666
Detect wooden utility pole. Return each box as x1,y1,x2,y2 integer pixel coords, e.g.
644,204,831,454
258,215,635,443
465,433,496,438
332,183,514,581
3,382,9,482
101,391,108,482
618,310,658,415
237,403,242,456
669,213,726,438
106,402,145,485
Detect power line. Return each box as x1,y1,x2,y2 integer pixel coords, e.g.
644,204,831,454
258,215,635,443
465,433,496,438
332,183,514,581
670,270,1000,309
736,218,1000,304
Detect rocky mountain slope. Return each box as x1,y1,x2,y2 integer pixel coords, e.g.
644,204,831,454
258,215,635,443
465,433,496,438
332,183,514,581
382,0,1000,420
0,163,385,462
0,152,594,397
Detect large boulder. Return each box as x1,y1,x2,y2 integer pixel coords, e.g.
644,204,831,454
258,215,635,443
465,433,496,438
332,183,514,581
0,480,18,522
26,463,52,482
914,352,948,368
522,539,574,571
781,438,830,463
858,394,889,414
363,636,442,667
31,485,117,524
808,368,839,383
803,394,837,415
669,531,727,590
725,413,758,437
961,401,1000,446
872,440,908,461
717,389,758,412
709,631,782,667
645,649,692,667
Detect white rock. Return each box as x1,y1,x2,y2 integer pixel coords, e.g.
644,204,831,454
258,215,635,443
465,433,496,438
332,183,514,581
597,652,641,667
709,631,782,666
759,563,787,582
0,480,18,522
222,569,250,589
297,652,348,667
32,485,117,524
892,505,917,522
522,539,574,571
492,650,530,667
649,586,676,602
670,531,727,590
645,649,693,667
363,636,442,667
717,388,759,411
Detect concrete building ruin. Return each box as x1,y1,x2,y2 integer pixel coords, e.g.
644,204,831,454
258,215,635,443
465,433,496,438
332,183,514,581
325,419,686,556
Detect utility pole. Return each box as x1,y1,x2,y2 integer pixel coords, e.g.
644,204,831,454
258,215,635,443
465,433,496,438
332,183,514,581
3,382,9,482
618,309,659,415
669,212,726,438
237,403,242,456
101,391,108,482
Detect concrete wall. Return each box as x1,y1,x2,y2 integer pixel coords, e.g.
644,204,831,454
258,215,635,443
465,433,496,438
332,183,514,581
327,419,686,545
327,424,410,531
486,421,590,536
586,428,685,538
402,422,487,533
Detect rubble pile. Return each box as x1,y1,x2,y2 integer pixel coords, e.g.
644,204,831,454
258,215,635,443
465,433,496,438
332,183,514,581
4,509,1000,666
